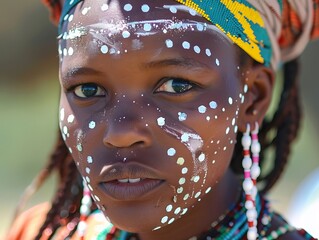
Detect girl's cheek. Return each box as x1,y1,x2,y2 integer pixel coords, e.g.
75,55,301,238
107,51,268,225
59,98,87,167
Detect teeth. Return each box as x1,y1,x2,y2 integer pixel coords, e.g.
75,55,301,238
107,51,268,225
117,178,141,183
118,179,129,183
129,178,141,183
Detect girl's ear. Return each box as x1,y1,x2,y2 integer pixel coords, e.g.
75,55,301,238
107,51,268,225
237,65,275,132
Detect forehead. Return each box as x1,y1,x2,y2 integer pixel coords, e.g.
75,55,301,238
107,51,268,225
60,0,234,45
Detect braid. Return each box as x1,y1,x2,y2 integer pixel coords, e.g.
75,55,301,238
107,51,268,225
12,131,68,223
230,58,302,193
259,58,302,193
34,155,82,240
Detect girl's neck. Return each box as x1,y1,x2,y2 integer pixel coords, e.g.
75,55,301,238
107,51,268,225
137,170,241,240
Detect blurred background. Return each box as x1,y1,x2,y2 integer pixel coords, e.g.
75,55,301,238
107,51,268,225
0,1,318,239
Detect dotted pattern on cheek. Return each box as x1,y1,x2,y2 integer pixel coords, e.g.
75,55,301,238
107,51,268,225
151,79,250,229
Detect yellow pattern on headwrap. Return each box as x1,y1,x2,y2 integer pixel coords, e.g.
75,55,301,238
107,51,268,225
175,0,270,65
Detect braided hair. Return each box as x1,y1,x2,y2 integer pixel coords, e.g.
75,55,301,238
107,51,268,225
19,0,302,238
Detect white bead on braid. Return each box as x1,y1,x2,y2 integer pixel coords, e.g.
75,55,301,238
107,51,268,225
77,180,92,239
241,123,258,240
251,122,261,191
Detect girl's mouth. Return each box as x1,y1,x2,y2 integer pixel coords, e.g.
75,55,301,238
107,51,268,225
97,163,166,201
100,178,165,201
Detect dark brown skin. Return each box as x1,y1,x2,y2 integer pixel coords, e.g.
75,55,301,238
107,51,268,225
56,0,286,239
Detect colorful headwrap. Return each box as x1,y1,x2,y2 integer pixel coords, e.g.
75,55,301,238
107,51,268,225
43,0,319,69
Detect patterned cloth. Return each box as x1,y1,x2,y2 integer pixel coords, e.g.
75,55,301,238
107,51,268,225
7,202,318,239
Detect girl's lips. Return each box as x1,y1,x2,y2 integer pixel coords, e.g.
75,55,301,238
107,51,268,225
99,178,165,201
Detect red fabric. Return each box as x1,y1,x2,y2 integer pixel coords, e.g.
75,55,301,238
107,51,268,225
312,0,319,38
42,0,61,25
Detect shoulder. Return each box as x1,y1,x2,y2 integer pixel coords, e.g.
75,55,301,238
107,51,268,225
6,202,51,240
6,205,113,240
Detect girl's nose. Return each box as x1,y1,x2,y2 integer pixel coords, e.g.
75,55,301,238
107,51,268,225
103,104,152,149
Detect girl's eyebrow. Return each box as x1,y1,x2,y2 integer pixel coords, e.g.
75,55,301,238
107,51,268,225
143,57,211,70
62,67,103,80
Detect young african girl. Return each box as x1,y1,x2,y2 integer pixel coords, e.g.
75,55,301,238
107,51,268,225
7,0,319,239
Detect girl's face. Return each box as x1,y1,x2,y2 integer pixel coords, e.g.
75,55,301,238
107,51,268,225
58,0,246,235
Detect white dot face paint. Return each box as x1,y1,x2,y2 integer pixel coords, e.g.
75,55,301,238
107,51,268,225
68,47,74,56
177,157,185,165
205,48,212,57
198,153,205,162
198,105,207,114
87,156,93,164
193,45,201,54
82,7,91,15
68,14,74,22
178,112,187,121
168,218,175,224
228,97,233,105
166,205,173,212
157,117,165,127
85,176,90,183
165,39,173,48
167,148,176,156
67,115,75,123
183,194,189,200
177,187,183,194
195,191,201,198
161,216,168,224
169,6,177,13
193,176,200,183
181,208,188,215
77,144,83,152
174,207,181,215
143,23,152,31
122,31,131,38
101,4,109,11
209,101,217,109
182,41,190,49
63,126,68,135
181,133,189,142
60,108,65,121
89,121,96,129
178,178,186,185
141,4,150,12
244,84,248,93
196,23,204,31
101,45,108,54
215,58,220,66
123,4,132,11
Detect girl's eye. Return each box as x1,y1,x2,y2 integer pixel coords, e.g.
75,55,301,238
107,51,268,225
73,83,106,98
156,78,194,94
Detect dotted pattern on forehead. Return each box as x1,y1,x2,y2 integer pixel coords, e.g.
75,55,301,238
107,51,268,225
58,0,273,66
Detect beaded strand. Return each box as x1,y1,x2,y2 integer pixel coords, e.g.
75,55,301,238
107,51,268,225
77,180,92,239
241,124,258,240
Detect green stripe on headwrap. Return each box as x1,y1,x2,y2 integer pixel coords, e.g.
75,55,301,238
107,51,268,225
59,0,273,66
